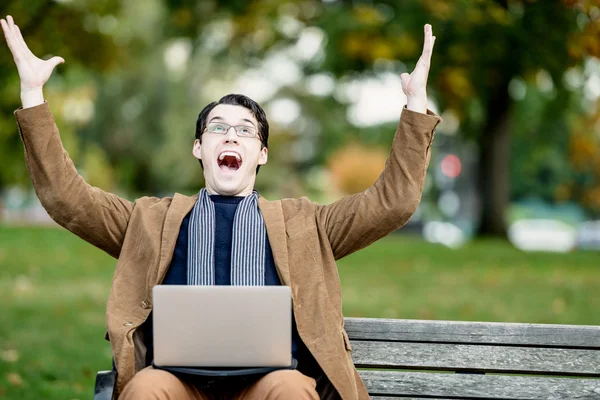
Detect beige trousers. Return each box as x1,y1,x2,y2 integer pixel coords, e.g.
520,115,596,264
119,367,319,400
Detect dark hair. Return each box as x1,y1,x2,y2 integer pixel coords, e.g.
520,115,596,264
195,94,269,172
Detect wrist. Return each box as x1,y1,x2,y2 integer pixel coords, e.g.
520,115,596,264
20,86,44,109
406,95,427,114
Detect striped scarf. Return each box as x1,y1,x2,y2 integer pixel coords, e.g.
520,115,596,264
187,188,266,285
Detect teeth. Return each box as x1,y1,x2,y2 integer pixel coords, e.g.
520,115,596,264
218,151,242,162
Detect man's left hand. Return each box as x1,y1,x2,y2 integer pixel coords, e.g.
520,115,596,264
402,24,436,113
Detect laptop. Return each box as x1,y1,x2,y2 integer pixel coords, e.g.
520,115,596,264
152,285,292,368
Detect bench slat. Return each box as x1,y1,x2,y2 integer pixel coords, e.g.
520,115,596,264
370,398,450,400
345,317,600,348
359,370,600,399
371,396,453,400
370,398,447,400
351,340,600,376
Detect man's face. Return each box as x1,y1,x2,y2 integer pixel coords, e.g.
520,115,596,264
193,104,268,196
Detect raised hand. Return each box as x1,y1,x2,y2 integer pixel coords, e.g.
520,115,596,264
401,24,436,113
1,15,64,107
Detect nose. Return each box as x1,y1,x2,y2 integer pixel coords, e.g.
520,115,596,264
223,126,239,144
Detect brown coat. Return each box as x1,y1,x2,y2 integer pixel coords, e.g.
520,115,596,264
14,102,440,399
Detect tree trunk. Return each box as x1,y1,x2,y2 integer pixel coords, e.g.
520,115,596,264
476,92,512,237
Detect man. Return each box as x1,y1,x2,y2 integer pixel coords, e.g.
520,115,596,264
2,15,440,400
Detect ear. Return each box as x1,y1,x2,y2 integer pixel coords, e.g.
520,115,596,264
258,146,268,166
192,139,202,160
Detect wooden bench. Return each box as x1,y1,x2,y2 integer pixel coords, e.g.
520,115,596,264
95,317,600,399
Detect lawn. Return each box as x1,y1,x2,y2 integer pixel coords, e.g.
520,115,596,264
0,225,598,399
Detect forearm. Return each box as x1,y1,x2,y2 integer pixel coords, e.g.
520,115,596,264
318,107,441,259
21,86,44,109
14,102,133,258
372,107,439,215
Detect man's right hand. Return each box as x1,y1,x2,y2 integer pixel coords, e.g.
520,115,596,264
1,15,64,108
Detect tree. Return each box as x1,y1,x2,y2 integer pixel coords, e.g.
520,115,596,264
2,0,597,236
306,0,596,236
168,0,597,236
0,0,122,190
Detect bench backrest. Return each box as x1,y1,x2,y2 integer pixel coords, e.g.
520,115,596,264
344,317,600,399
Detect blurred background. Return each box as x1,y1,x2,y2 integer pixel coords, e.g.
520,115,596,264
0,0,599,399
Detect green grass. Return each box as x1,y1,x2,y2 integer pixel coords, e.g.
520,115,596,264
1,225,599,399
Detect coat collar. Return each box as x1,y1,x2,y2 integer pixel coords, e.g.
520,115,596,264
258,197,291,287
154,193,197,286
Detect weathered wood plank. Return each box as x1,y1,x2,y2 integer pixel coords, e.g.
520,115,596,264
344,317,600,348
370,398,450,400
351,341,600,376
370,398,448,400
359,370,600,399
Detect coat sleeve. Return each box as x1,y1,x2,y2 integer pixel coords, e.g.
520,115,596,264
14,102,133,259
315,107,441,260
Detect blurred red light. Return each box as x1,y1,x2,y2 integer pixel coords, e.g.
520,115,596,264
441,154,461,178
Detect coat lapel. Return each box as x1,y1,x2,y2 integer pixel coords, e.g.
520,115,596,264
258,197,291,287
153,193,198,285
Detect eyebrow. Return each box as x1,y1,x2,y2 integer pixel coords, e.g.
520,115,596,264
209,116,257,128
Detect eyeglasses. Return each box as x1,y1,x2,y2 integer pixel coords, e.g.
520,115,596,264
205,122,258,138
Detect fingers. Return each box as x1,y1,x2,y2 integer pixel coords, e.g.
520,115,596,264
1,18,8,41
400,72,410,87
1,15,25,61
421,24,434,62
3,15,63,65
417,24,435,70
6,15,20,50
49,56,65,67
1,18,18,56
13,24,34,58
422,24,431,55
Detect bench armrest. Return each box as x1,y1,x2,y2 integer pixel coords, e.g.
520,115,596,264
94,370,116,400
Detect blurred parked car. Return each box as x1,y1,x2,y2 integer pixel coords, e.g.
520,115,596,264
576,221,600,251
508,219,577,252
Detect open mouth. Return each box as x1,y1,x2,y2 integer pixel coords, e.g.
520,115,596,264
218,151,242,171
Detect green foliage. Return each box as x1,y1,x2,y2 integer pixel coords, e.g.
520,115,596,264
0,0,597,219
510,81,573,202
0,0,122,188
